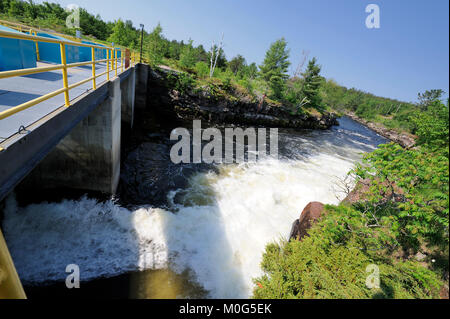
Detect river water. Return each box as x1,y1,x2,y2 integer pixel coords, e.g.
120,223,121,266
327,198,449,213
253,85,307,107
2,116,387,299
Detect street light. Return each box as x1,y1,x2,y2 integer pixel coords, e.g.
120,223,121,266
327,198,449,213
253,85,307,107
139,24,144,63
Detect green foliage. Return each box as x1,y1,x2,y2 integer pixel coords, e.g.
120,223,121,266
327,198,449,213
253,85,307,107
167,72,195,95
108,19,138,48
354,142,449,249
147,23,166,67
194,61,210,79
320,79,420,132
418,89,445,111
284,78,306,110
301,57,323,110
215,69,234,92
253,208,443,299
79,9,113,41
179,40,198,69
238,78,254,96
269,75,285,99
254,94,449,299
1,0,114,41
259,38,290,99
210,45,227,69
259,38,290,82
411,100,449,148
228,54,246,75
242,62,258,80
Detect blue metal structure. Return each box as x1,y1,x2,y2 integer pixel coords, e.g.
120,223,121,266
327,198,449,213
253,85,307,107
36,32,81,64
0,25,37,71
82,40,107,61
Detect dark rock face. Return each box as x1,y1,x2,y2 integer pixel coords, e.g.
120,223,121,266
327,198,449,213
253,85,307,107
289,202,325,241
147,68,339,130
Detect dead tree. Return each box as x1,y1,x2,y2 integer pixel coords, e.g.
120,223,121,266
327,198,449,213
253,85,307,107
210,33,224,78
293,50,310,78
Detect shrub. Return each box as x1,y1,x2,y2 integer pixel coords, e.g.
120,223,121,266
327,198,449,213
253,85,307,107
253,207,443,299
167,72,195,95
411,100,449,148
354,143,449,250
194,61,210,79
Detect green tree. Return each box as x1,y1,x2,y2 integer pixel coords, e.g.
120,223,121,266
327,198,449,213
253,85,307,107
228,54,246,75
244,62,258,79
418,89,445,110
259,38,290,99
259,38,290,82
194,44,210,63
166,40,183,60
108,19,137,47
302,57,323,109
210,44,227,70
147,23,166,67
411,100,449,148
179,39,197,69
8,0,25,17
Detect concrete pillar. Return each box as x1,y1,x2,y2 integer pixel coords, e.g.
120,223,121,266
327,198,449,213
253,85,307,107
20,77,122,194
121,67,136,128
135,63,148,110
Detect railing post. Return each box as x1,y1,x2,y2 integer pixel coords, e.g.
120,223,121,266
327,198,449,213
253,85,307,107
121,51,124,72
60,43,70,107
115,49,118,77
33,31,40,61
91,47,96,90
107,49,110,81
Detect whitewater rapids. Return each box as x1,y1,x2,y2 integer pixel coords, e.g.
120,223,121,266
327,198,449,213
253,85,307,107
2,117,386,298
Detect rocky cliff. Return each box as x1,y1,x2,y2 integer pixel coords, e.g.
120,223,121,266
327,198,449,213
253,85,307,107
146,68,339,130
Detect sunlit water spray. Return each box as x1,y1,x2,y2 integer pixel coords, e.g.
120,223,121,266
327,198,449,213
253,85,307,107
2,117,387,298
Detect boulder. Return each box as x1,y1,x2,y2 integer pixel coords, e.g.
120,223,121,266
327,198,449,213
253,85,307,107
289,202,325,241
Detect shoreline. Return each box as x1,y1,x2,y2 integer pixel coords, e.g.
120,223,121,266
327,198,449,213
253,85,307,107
344,112,416,148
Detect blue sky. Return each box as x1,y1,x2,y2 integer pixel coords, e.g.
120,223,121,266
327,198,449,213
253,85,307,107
37,0,449,103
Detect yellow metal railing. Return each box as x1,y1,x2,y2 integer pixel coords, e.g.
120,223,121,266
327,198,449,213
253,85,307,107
0,228,26,299
0,19,82,43
0,29,136,121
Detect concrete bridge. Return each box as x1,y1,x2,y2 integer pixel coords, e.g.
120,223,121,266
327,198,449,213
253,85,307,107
0,61,151,299
0,63,149,202
0,23,156,297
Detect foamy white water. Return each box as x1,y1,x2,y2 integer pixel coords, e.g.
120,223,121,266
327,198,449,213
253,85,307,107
2,118,387,298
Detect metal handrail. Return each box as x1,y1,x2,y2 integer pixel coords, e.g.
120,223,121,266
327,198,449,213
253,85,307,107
0,19,84,43
0,29,110,49
0,29,137,121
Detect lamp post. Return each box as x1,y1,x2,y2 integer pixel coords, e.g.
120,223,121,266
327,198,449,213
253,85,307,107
139,24,144,63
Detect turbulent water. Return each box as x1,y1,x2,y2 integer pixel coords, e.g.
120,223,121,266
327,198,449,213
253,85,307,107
2,117,387,298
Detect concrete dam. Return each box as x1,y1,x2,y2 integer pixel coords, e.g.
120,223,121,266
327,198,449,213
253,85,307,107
0,24,152,298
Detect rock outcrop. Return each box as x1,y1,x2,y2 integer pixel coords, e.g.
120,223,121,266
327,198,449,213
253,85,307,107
289,202,325,241
146,68,339,130
346,112,416,148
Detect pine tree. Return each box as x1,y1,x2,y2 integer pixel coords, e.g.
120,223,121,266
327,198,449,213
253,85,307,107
259,38,290,98
302,57,323,109
179,39,197,69
259,38,290,82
